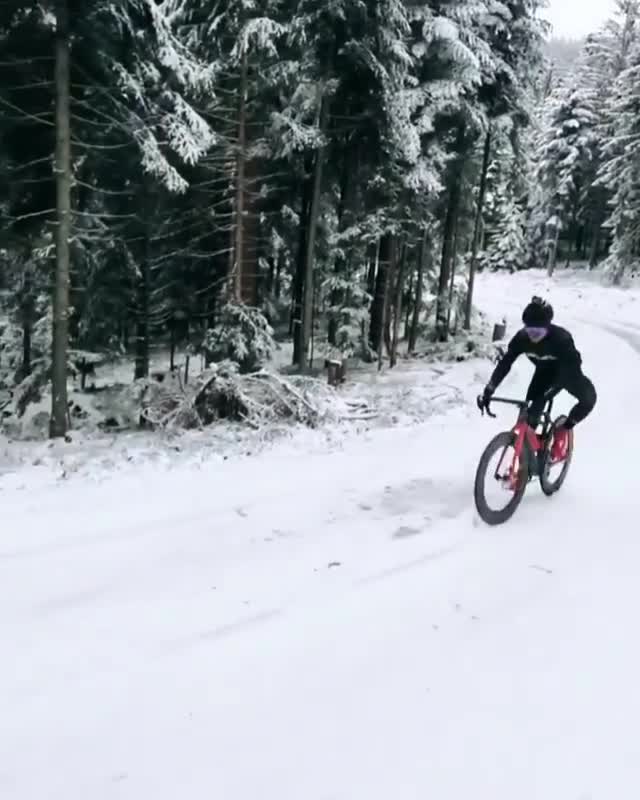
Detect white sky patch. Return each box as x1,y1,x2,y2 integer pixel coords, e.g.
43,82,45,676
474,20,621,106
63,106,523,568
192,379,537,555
544,0,615,38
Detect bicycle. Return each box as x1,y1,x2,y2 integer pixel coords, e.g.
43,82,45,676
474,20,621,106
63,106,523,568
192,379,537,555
473,389,573,525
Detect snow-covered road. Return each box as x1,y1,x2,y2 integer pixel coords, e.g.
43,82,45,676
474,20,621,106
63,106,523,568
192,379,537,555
3,272,640,799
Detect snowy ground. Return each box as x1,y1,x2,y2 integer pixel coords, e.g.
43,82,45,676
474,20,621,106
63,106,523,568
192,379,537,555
4,268,640,799
0,331,489,491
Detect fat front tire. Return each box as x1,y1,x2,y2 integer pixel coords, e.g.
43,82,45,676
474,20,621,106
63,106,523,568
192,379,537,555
474,431,529,526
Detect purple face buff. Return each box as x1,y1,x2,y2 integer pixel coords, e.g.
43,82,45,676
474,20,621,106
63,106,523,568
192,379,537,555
524,326,548,342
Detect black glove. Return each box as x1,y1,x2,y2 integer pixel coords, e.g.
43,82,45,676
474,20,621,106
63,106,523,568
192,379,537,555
477,384,494,412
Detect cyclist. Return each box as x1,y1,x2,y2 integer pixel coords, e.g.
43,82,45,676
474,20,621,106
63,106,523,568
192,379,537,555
479,297,597,460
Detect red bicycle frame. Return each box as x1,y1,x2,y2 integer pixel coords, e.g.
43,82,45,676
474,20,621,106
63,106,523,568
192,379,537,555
506,415,542,489
479,393,559,490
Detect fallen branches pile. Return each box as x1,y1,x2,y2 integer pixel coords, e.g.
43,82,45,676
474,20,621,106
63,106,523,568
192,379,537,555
140,362,375,431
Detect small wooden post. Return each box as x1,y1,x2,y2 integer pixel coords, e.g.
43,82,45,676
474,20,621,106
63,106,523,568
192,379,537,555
326,358,347,387
492,319,506,341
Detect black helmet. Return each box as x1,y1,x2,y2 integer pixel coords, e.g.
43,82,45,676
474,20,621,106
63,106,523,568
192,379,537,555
522,296,553,326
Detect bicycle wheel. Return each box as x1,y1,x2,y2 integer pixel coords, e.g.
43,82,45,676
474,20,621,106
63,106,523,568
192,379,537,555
474,431,529,525
539,415,573,496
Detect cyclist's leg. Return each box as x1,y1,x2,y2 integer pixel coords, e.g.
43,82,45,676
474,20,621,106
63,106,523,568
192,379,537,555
548,371,596,460
526,367,556,427
558,371,597,429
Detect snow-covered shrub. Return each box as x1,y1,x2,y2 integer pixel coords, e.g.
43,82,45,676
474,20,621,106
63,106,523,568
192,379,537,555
204,303,275,373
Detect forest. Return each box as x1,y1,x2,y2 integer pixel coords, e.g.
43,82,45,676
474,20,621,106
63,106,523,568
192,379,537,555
0,0,638,438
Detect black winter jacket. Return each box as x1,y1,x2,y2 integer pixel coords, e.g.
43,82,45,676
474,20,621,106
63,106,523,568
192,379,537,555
489,324,583,389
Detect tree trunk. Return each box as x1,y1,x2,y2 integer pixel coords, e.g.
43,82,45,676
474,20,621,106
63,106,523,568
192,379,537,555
589,224,601,269
134,183,151,380
169,323,176,372
447,212,461,332
274,255,282,299
383,278,393,356
408,228,428,353
20,321,32,382
241,156,259,305
369,233,393,352
404,266,414,341
19,262,34,380
50,0,71,438
295,91,329,370
291,163,312,355
232,48,248,303
328,146,355,346
437,202,457,340
133,260,150,379
589,197,605,269
565,200,580,267
547,222,560,277
22,312,32,375
377,238,396,373
575,223,585,261
464,127,491,330
206,293,216,334
366,243,378,299
436,125,466,342
266,257,275,296
390,243,407,368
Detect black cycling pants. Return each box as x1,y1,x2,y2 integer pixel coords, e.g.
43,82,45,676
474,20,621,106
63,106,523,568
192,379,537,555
526,366,597,429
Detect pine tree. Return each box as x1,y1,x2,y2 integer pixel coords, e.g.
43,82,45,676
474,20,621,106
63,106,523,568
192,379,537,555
535,83,599,274
598,45,640,281
528,0,640,275
488,201,526,272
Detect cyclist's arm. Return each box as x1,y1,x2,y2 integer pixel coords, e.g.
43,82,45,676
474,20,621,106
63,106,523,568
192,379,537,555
556,330,582,369
488,332,525,390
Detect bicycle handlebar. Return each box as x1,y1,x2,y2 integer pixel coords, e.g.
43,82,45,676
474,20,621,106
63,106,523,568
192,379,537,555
477,387,559,418
488,396,528,408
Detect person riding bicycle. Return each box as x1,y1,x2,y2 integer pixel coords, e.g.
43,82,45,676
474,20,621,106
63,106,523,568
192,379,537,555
479,297,597,460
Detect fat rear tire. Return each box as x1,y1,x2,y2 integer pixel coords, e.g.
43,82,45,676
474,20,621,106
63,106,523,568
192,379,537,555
539,415,573,496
